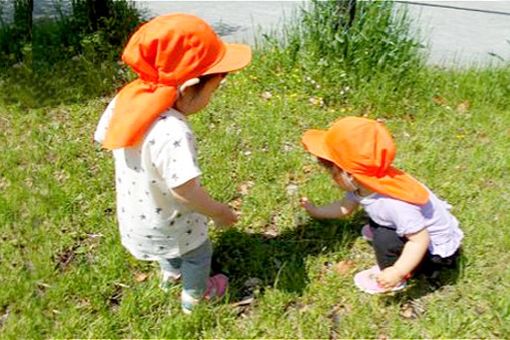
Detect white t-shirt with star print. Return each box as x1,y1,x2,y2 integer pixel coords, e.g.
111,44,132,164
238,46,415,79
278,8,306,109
94,97,209,260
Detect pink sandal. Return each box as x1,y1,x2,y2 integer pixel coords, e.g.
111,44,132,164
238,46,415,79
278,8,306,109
181,274,229,314
204,273,229,300
354,265,406,294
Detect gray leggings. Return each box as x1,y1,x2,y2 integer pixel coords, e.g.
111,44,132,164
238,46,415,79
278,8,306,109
159,240,212,298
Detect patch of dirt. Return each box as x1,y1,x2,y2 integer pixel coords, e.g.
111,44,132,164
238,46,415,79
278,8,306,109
107,284,125,312
328,303,351,340
399,300,425,319
333,260,355,276
53,233,104,271
54,246,77,271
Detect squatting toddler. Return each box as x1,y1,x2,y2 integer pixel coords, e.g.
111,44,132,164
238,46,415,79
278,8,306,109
300,116,463,294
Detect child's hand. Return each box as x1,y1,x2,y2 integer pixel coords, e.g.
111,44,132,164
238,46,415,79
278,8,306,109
212,204,238,228
300,197,319,217
376,266,405,290
300,196,358,220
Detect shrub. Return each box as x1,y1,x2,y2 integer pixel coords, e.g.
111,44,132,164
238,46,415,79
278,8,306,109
0,0,143,107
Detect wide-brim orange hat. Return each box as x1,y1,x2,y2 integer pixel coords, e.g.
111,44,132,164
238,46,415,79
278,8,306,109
302,116,429,205
102,13,252,149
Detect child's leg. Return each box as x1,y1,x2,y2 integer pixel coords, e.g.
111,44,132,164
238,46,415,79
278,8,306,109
354,220,409,294
416,248,461,277
180,239,213,307
369,219,406,270
430,249,461,268
159,257,182,276
179,240,228,313
371,219,461,275
158,257,182,291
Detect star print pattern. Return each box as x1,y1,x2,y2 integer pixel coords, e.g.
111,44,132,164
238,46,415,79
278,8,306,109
103,107,208,261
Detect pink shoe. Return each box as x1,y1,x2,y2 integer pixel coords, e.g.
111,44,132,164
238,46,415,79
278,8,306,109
204,274,229,300
181,274,229,314
361,224,374,241
354,265,406,294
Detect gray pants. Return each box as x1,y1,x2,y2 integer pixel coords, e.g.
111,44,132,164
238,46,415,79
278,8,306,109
159,239,212,298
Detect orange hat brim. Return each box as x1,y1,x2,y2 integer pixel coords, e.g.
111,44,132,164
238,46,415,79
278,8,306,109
302,129,335,162
301,129,429,205
203,43,252,75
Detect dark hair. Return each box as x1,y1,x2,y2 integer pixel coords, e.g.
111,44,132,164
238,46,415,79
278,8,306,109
198,73,223,83
189,72,227,96
317,157,334,168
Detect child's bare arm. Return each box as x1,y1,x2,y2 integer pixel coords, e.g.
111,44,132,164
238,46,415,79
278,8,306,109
172,178,238,227
377,228,430,288
300,196,359,219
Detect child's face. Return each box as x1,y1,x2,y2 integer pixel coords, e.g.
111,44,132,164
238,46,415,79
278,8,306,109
318,158,357,192
174,73,226,115
331,167,357,192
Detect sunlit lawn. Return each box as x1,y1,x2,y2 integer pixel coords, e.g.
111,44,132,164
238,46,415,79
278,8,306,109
1,53,509,338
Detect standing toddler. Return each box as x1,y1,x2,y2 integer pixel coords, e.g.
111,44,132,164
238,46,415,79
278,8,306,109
94,13,251,313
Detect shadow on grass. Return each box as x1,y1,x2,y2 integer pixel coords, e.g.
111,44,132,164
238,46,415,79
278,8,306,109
212,211,464,306
409,251,464,296
211,213,365,299
0,63,123,109
383,251,465,315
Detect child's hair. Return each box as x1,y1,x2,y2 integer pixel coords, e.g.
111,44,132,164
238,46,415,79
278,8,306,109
185,72,227,97
199,72,227,83
317,157,335,169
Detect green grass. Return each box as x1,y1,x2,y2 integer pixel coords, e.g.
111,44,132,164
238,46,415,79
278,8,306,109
1,58,509,338
1,1,510,338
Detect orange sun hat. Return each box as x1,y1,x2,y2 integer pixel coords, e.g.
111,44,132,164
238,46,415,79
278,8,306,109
102,13,252,149
301,116,429,205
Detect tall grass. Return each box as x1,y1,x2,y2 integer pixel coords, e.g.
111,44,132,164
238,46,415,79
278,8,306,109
255,0,428,113
32,0,141,66
254,0,509,117
0,0,32,67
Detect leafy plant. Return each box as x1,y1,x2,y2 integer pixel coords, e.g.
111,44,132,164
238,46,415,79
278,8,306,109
0,0,142,107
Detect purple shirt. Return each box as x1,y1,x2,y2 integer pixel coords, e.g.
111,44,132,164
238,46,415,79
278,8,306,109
347,188,463,258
